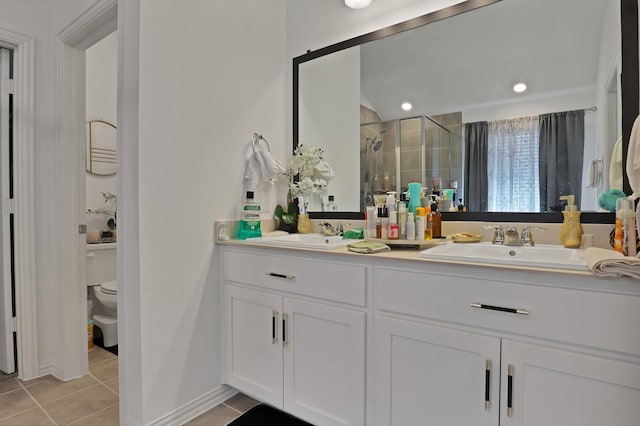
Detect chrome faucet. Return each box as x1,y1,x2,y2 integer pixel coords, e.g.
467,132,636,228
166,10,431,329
520,225,547,246
319,222,344,236
483,225,505,245
504,225,522,246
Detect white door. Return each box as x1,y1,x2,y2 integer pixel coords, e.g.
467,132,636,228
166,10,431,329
374,316,500,426
0,47,15,375
224,285,283,407
501,340,640,426
283,298,366,426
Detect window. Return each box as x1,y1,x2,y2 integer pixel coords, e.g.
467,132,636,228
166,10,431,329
487,116,540,212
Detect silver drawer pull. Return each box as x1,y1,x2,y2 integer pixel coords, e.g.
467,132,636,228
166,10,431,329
470,303,529,316
266,272,296,280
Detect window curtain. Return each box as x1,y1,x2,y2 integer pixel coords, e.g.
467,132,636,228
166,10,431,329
487,116,540,212
464,122,488,211
539,110,585,212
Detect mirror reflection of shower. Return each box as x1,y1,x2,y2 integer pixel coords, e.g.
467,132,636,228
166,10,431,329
367,128,387,151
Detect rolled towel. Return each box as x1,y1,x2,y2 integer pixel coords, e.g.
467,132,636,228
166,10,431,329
583,247,640,279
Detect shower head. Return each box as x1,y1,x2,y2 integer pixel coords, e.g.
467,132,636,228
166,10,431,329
368,128,387,151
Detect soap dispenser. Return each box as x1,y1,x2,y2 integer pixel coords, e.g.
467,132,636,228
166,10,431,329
559,195,582,248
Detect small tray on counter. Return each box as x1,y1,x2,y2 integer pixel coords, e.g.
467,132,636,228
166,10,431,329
364,237,448,249
449,233,483,243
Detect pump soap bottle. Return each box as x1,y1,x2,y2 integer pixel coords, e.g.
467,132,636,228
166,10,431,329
559,195,582,248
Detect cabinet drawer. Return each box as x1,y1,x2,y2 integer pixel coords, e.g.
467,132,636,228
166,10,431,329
224,249,366,306
375,267,640,356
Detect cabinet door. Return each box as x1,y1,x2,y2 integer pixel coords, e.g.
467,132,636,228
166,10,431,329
283,298,366,426
225,285,284,407
374,316,500,426
501,340,640,426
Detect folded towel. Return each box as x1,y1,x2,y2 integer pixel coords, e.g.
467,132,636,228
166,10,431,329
583,247,640,279
347,241,390,254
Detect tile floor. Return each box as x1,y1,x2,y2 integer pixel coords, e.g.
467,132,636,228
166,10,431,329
0,346,259,426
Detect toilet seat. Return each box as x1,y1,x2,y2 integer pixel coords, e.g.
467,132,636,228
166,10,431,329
100,280,118,295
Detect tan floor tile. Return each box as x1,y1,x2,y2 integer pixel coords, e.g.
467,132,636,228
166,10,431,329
42,384,118,425
0,407,54,426
103,377,118,395
68,403,119,426
184,404,240,426
89,347,117,366
223,393,259,413
25,374,99,405
90,358,119,382
0,388,37,420
0,377,20,395
18,375,50,387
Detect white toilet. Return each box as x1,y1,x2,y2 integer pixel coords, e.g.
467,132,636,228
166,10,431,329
92,280,118,347
87,244,118,348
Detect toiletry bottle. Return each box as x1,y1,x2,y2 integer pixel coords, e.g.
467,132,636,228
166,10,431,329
615,198,637,255
424,206,433,240
237,191,262,240
376,206,383,239
415,207,425,241
559,195,582,248
325,195,337,211
366,206,376,238
398,193,408,239
406,212,415,240
386,191,397,214
381,206,389,239
389,210,399,240
430,201,442,238
408,182,422,216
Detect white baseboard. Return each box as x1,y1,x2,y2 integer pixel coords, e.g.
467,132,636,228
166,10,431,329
148,384,238,426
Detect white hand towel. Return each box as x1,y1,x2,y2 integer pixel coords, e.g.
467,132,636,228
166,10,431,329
243,138,285,190
609,137,623,190
583,247,640,279
627,115,640,199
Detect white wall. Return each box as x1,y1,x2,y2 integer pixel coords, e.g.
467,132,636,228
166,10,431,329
133,0,286,423
86,30,117,211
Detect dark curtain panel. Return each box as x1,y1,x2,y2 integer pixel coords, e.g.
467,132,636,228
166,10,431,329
539,110,585,212
464,121,489,212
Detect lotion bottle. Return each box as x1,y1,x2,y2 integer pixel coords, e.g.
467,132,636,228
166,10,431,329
559,195,582,248
406,212,415,240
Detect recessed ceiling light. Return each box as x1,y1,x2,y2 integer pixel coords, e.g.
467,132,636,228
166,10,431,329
401,102,413,111
345,0,372,9
513,82,527,93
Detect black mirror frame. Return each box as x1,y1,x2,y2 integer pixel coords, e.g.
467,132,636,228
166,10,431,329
293,0,637,223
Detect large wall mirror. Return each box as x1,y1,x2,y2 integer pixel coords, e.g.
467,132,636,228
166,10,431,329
86,119,117,176
294,0,638,222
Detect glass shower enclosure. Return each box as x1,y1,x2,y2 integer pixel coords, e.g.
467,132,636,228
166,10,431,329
359,115,460,211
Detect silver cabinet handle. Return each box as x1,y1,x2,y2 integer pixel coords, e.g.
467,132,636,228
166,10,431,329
272,310,279,344
266,272,296,280
485,359,492,410
282,313,289,347
470,303,529,316
507,364,514,417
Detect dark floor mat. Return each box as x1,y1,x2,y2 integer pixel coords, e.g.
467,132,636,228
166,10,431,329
93,337,118,356
228,404,313,426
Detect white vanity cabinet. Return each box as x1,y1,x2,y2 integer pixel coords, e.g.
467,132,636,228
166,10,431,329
373,263,640,426
222,248,368,426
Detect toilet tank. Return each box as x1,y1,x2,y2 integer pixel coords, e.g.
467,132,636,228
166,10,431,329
86,243,117,286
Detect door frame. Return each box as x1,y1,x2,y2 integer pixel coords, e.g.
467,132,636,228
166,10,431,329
56,0,118,379
0,28,37,380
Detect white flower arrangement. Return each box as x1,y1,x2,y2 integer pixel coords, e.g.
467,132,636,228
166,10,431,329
286,144,334,198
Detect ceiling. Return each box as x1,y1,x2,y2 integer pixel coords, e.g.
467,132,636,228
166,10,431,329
360,0,611,121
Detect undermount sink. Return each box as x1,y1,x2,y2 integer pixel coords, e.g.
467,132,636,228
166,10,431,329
420,241,587,271
247,233,361,250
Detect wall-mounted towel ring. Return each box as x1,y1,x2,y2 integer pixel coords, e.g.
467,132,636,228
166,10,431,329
252,132,271,153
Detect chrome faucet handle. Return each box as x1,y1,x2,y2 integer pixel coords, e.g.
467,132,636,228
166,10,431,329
483,225,505,245
520,225,547,246
319,222,334,236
